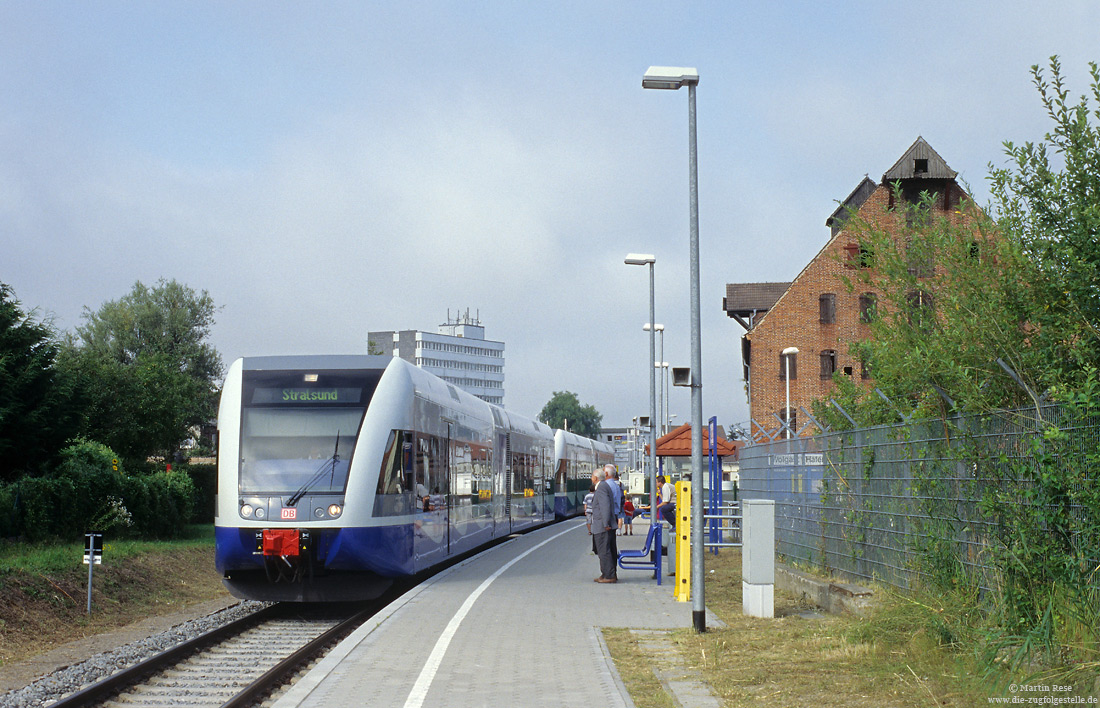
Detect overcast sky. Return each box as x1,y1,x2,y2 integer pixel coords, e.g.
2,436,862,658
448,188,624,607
2,2,1098,432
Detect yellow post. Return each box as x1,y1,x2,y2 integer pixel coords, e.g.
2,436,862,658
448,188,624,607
675,480,691,602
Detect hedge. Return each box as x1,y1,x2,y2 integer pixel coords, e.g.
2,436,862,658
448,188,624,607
1,440,199,542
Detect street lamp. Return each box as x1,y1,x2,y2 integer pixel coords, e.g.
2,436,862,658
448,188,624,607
643,65,705,632
625,253,658,522
644,323,666,435
782,347,799,439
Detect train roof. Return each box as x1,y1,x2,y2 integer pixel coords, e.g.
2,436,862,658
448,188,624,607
238,355,393,371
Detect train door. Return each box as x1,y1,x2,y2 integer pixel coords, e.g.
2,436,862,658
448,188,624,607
504,431,513,533
445,421,453,554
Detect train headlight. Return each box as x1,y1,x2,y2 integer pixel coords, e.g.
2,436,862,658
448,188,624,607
327,504,342,518
255,507,266,519
240,504,253,518
314,507,325,519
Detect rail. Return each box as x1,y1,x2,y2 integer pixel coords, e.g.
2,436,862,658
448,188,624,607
48,603,378,708
702,500,741,550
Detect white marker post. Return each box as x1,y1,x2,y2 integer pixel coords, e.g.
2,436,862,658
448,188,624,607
84,533,103,614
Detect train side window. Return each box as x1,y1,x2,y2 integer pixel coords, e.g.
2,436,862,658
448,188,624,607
430,435,448,496
373,430,416,516
416,434,432,506
376,431,404,495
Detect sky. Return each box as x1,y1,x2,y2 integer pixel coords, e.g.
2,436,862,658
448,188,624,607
2,2,1098,434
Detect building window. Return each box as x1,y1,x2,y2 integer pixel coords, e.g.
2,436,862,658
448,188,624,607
907,289,934,328
779,350,797,380
859,293,877,323
844,242,874,268
820,350,837,379
906,236,934,278
778,408,797,437
819,293,836,324
859,242,873,268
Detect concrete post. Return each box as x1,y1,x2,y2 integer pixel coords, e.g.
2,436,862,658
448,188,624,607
741,499,775,618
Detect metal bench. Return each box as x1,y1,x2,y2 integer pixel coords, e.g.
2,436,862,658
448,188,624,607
617,522,662,577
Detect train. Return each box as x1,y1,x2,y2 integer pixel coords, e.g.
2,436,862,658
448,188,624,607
214,355,613,602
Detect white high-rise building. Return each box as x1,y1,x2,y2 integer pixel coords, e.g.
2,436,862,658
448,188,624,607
368,311,505,405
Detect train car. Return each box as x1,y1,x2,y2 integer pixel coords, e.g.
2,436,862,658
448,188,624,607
552,430,615,519
214,355,556,602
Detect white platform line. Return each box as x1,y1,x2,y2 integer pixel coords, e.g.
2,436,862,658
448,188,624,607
403,523,583,708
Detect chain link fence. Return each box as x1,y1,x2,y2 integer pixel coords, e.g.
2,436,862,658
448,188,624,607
738,405,1099,592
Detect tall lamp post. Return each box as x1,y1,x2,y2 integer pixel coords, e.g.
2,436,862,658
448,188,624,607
644,323,665,435
782,347,799,439
625,254,658,521
643,65,705,632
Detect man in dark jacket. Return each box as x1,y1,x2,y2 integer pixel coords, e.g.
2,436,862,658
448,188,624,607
589,468,618,583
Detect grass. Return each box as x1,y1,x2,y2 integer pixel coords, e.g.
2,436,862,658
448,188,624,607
603,549,1100,706
0,525,231,667
0,524,215,576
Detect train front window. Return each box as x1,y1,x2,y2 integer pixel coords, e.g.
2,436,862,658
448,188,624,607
238,369,380,495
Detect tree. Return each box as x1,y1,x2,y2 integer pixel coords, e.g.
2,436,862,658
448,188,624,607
990,57,1100,386
538,391,603,439
0,283,80,481
60,279,223,462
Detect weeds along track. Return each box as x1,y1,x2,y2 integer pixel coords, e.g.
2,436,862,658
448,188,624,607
48,601,382,708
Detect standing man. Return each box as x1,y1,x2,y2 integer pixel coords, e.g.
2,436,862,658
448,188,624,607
604,464,624,538
590,468,618,583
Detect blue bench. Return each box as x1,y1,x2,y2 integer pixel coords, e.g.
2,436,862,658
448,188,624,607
617,523,662,575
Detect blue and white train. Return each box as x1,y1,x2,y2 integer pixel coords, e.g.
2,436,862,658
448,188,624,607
214,355,612,602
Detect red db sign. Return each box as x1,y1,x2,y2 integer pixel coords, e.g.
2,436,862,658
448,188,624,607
280,508,297,520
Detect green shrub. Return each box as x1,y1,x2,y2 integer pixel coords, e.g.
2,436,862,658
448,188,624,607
182,463,216,523
0,484,15,537
5,439,196,541
120,471,195,538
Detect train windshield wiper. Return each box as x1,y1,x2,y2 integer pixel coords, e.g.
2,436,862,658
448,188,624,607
287,433,341,507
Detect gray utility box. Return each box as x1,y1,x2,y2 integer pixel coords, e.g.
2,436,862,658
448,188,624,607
741,499,775,618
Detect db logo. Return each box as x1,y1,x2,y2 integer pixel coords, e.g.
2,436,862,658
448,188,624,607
281,508,297,520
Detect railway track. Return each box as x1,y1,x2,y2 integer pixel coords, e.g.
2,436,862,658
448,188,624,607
47,601,381,708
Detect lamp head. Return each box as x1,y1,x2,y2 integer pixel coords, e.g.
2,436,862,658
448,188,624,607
624,253,656,265
642,66,699,90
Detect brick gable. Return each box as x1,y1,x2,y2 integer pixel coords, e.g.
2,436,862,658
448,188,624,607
736,140,976,440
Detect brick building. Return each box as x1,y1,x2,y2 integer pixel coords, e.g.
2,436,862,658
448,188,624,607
724,138,972,440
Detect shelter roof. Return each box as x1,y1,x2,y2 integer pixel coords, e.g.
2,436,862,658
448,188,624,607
655,423,740,458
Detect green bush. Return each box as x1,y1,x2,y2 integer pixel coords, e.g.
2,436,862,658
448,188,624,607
0,484,15,537
3,439,198,541
120,471,195,538
182,462,216,523
54,439,126,533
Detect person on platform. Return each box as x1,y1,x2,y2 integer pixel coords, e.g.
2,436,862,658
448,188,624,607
583,483,597,554
655,474,676,528
589,468,618,583
622,496,635,535
607,465,626,535
603,464,624,537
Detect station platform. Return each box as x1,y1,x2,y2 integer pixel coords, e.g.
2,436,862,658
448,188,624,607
272,518,722,708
